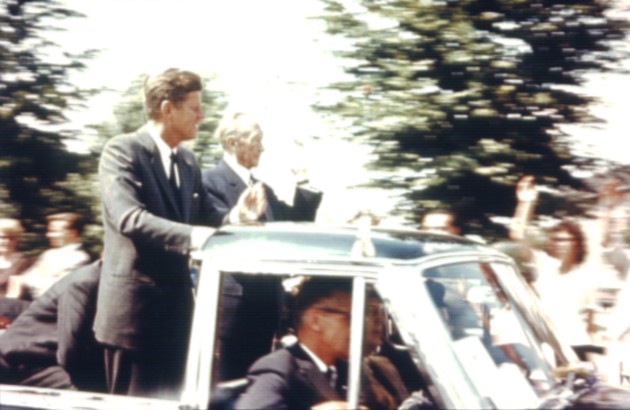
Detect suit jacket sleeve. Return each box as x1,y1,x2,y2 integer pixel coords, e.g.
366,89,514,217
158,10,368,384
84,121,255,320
201,172,231,224
99,135,193,253
291,186,323,222
265,185,323,222
56,262,100,372
236,347,339,410
236,368,289,410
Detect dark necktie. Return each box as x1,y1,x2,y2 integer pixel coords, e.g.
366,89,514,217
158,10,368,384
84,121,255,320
326,366,338,389
169,152,181,215
169,152,179,193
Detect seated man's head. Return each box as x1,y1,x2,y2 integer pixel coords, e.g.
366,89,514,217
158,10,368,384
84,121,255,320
0,218,23,257
364,290,386,354
294,277,352,365
46,212,84,248
420,210,460,235
215,112,264,170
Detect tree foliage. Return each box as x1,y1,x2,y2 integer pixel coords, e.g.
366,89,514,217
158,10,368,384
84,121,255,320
316,0,629,238
0,0,99,252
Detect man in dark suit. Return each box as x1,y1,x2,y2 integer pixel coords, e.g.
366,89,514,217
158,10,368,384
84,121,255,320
202,112,323,223
0,260,103,392
95,69,265,398
202,112,323,383
235,277,351,410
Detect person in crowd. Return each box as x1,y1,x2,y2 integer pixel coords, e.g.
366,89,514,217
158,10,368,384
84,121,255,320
0,218,33,296
348,209,380,258
6,213,90,300
597,178,630,280
202,112,323,223
420,209,461,236
420,209,486,243
235,277,353,410
361,291,410,410
95,68,265,399
510,175,598,346
0,261,104,392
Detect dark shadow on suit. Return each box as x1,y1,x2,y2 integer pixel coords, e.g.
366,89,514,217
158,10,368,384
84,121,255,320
203,158,322,382
0,260,104,391
235,343,341,410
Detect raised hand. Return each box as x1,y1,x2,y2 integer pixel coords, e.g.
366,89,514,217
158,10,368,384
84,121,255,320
598,178,623,209
236,181,268,222
290,138,310,183
516,175,538,203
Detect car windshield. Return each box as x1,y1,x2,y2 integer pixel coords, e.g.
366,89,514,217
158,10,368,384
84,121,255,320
380,259,568,409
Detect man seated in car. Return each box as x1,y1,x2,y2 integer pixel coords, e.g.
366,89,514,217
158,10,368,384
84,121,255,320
235,277,352,410
236,277,424,410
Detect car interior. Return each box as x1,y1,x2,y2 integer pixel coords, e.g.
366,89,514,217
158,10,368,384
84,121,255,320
207,271,435,409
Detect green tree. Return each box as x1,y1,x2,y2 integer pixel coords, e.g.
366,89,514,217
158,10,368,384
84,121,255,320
316,0,629,238
0,0,99,252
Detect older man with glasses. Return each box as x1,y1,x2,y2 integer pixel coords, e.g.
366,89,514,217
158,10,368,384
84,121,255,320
236,277,352,410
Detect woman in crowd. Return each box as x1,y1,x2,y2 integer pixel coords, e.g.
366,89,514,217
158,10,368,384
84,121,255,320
510,176,598,346
0,218,33,296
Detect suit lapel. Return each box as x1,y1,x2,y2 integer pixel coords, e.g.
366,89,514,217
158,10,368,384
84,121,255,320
179,153,194,223
289,344,342,401
140,130,183,221
261,184,275,221
219,160,247,207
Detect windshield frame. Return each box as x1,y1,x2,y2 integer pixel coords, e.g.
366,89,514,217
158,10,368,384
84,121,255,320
383,252,580,408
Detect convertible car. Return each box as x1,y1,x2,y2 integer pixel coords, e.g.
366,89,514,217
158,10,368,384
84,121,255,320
1,222,629,409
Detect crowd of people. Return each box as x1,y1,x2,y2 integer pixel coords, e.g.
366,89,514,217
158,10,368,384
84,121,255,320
1,66,630,408
419,176,630,381
0,212,90,301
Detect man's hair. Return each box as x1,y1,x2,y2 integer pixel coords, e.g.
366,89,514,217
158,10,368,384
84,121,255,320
0,218,23,236
144,68,202,120
293,277,352,329
421,208,464,232
214,112,262,151
47,212,85,235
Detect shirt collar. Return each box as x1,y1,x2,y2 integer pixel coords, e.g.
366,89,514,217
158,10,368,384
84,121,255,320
51,242,82,253
223,152,251,186
299,342,328,373
147,122,178,171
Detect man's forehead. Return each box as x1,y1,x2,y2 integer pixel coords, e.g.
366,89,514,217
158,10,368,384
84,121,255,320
423,213,452,228
318,290,350,305
49,220,68,228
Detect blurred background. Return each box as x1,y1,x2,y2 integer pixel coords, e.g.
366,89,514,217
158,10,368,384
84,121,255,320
1,0,630,257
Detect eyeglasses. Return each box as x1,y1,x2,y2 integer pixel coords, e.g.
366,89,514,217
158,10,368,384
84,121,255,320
314,306,351,319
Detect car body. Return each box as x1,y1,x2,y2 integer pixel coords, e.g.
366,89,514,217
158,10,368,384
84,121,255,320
2,222,630,409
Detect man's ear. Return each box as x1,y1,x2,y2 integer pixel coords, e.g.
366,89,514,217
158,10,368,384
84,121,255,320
160,100,173,118
306,309,322,332
224,135,237,152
